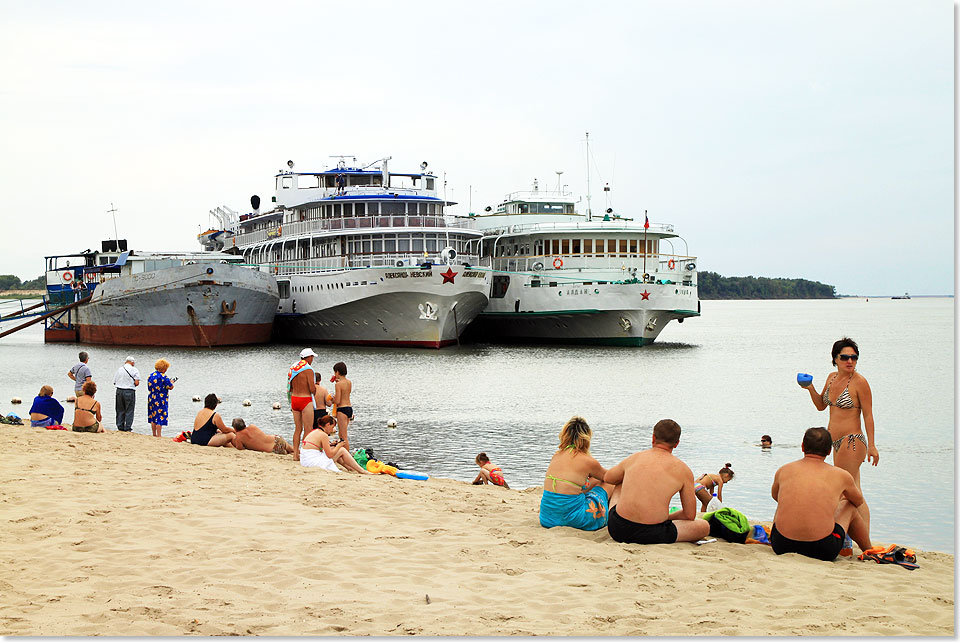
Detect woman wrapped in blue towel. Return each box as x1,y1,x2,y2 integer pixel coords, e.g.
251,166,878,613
539,416,619,531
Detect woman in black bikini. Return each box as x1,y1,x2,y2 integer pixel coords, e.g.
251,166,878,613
72,381,104,432
799,337,878,533
190,394,237,447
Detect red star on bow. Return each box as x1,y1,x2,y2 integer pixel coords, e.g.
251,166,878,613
641,290,651,300
440,268,457,284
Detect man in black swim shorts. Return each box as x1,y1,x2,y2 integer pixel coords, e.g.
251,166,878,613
603,419,710,545
770,427,871,561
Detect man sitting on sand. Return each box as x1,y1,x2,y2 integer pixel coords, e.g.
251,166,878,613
770,426,871,561
603,419,710,544
231,418,294,455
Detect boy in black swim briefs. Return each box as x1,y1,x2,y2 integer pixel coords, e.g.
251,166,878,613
770,427,871,561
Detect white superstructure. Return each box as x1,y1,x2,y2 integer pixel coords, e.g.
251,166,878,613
228,158,489,348
464,182,699,345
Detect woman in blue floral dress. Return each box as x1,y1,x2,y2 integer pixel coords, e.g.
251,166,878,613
147,358,175,438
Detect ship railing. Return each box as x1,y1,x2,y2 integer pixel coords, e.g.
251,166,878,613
477,220,676,235
481,253,698,285
265,252,482,275
235,215,476,247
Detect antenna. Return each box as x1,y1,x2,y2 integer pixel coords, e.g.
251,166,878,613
585,132,592,221
555,171,563,194
107,202,119,240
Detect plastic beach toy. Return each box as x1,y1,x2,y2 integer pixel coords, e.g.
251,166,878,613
396,471,429,481
797,373,813,387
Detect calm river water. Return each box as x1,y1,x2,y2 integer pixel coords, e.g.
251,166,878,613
0,297,954,553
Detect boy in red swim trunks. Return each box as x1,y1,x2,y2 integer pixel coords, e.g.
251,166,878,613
288,348,317,461
473,452,510,489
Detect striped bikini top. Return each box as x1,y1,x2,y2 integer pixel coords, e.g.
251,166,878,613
823,374,857,409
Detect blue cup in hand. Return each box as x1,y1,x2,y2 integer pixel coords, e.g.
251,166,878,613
797,373,813,387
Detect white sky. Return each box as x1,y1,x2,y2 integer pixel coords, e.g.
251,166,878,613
0,0,953,295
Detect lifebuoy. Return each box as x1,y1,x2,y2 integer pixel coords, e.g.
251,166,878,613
667,259,676,269
62,271,72,282
553,257,563,269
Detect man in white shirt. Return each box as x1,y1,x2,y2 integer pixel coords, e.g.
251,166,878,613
113,355,140,432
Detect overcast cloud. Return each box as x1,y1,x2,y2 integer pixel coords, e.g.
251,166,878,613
0,0,952,295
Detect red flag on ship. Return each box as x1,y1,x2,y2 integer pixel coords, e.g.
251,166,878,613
644,211,649,229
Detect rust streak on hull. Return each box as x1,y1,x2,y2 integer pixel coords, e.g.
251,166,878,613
77,323,273,347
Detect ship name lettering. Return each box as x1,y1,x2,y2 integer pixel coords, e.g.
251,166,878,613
410,271,433,278
384,272,407,279
462,271,482,278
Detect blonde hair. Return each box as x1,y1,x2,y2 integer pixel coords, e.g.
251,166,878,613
155,358,170,372
559,415,591,453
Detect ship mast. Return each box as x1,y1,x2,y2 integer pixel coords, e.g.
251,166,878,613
585,132,592,221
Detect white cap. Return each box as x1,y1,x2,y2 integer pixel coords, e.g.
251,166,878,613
125,355,136,363
300,348,317,359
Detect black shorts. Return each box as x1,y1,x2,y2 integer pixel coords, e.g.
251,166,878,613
770,523,845,562
313,409,328,430
607,505,678,544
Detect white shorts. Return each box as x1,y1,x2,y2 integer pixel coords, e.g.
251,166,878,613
300,447,339,472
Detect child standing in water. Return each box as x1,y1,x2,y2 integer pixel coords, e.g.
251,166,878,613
695,464,734,512
473,453,509,489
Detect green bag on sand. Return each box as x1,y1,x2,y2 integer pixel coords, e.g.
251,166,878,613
353,448,369,467
700,507,750,543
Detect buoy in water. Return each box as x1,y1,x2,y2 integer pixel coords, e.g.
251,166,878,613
272,402,281,410
242,399,252,406
192,396,202,402
10,397,21,404
386,418,397,428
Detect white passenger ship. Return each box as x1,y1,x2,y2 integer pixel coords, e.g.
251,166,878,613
227,158,489,348
464,181,699,345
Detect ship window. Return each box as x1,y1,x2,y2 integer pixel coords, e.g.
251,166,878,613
572,239,581,255
426,237,438,252
299,175,319,189
565,203,575,213
491,275,510,298
355,203,366,217
426,178,435,190
518,204,529,213
382,201,404,216
619,239,627,256
398,238,410,252
551,239,560,254
595,239,604,253
278,281,290,299
385,238,396,252
561,239,569,255
281,176,293,189
413,238,424,252
332,203,342,217
342,203,353,217
629,239,638,256
362,240,371,253
583,239,593,254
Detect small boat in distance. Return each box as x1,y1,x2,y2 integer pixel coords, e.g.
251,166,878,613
43,239,279,346
891,292,911,299
463,179,699,345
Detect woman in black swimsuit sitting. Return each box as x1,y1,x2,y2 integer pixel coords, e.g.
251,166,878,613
190,394,237,447
799,337,878,534
72,380,104,433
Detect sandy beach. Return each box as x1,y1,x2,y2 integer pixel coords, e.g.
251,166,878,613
0,424,953,636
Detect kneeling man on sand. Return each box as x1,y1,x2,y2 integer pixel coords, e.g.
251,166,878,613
770,426,871,561
604,419,710,544
231,418,294,455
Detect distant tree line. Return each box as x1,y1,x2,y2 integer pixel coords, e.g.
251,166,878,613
0,274,45,291
698,271,835,299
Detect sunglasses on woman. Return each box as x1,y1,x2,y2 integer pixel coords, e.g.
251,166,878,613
838,354,859,361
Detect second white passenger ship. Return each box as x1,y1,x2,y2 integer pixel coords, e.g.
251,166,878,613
227,158,489,348
464,180,700,345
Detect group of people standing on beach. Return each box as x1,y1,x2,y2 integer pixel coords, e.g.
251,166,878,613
534,337,879,563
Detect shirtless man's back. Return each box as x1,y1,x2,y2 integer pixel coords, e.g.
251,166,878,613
332,361,352,449
604,419,710,544
232,419,293,455
771,426,870,560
